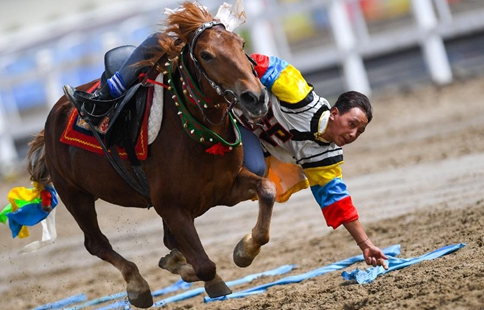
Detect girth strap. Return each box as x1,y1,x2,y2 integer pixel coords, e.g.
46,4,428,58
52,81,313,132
86,119,151,199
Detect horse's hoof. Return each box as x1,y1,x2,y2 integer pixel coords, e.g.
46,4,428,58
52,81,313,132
204,276,232,298
128,290,153,308
158,248,186,271
158,256,169,270
233,235,260,268
127,277,153,308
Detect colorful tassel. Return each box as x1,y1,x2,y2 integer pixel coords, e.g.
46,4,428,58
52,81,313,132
0,182,58,239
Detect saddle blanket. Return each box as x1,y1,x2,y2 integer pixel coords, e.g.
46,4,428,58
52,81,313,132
60,78,165,160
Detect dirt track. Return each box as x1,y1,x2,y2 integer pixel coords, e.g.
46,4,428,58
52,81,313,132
1,76,483,310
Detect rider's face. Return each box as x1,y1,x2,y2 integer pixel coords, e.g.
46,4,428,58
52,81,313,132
326,107,369,147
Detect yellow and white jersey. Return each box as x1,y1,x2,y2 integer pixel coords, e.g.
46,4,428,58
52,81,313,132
234,54,358,229
236,54,343,170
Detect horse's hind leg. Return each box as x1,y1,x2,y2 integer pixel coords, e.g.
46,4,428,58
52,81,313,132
158,218,232,298
231,168,276,267
159,221,199,282
53,180,153,308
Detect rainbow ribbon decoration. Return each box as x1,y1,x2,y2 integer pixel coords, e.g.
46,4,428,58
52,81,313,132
0,182,58,238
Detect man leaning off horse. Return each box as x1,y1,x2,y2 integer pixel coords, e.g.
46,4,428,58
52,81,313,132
63,36,389,270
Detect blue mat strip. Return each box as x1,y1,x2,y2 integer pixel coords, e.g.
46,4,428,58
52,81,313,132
64,292,126,310
33,293,87,310
94,279,191,310
153,264,296,307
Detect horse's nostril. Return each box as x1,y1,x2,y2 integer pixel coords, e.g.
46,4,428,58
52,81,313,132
239,90,269,119
240,90,268,106
240,91,258,105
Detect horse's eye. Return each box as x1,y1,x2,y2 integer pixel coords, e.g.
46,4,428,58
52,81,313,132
200,51,212,61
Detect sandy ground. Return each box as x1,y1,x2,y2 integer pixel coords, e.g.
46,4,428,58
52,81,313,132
1,76,484,310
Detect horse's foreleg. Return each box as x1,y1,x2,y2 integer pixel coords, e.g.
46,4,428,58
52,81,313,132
53,181,152,308
232,168,276,267
159,215,231,298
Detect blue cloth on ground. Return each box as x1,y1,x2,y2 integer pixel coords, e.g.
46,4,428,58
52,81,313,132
341,243,466,284
204,245,401,303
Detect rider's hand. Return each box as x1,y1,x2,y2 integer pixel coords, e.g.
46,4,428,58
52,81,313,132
361,245,389,270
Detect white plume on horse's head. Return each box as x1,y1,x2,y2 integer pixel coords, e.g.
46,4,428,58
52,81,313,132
214,0,247,32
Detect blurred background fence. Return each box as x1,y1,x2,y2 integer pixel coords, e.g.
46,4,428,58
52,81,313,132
0,0,483,175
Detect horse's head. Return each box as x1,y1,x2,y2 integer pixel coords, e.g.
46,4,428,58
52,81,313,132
187,21,269,121
161,2,269,121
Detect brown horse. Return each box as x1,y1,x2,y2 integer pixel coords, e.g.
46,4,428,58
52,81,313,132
26,2,276,308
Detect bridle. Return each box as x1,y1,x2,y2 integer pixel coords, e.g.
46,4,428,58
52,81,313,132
189,21,231,98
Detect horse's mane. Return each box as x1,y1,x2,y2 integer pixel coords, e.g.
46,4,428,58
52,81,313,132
138,2,214,69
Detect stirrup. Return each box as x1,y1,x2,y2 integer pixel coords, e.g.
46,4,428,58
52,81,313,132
63,85,121,125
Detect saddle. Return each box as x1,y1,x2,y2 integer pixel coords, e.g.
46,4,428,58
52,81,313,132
99,45,149,149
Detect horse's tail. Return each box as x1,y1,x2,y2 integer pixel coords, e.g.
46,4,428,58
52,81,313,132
27,129,51,185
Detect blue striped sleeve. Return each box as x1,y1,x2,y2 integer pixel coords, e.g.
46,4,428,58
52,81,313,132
310,177,350,209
